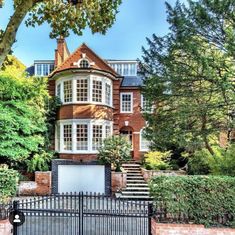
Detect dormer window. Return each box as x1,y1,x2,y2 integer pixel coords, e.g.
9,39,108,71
79,59,89,68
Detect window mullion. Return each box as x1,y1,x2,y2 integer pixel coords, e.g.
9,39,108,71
60,124,64,152
72,79,76,103
72,122,76,152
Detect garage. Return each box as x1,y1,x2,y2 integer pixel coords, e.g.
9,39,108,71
52,160,111,195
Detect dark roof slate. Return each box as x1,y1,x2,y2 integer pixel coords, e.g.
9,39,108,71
25,65,34,76
121,76,144,87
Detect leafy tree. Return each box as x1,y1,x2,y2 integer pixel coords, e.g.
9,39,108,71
0,0,122,68
139,0,235,155
0,71,49,168
98,136,131,172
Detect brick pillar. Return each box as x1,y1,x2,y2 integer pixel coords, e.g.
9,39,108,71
0,220,12,235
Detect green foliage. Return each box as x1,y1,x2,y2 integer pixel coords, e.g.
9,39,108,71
0,165,19,203
149,175,235,227
139,0,235,154
98,136,131,172
0,72,52,169
1,55,26,74
143,151,172,170
26,150,54,173
188,145,235,176
25,0,122,38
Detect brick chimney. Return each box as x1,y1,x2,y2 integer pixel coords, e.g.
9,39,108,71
55,36,70,67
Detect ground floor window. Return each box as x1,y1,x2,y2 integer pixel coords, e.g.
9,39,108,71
140,128,150,151
56,119,113,153
120,126,133,149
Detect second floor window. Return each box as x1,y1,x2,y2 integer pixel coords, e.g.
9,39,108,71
56,76,112,106
77,78,88,102
64,80,72,102
92,125,103,150
92,80,102,103
121,93,133,113
35,63,54,76
63,124,72,151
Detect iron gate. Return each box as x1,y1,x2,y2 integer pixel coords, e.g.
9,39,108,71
12,193,153,235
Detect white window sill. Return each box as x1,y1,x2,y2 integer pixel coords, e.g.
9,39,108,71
61,102,114,109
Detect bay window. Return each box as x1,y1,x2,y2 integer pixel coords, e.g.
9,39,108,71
56,75,112,106
57,120,113,153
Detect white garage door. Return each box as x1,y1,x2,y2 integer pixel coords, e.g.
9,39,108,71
58,165,105,194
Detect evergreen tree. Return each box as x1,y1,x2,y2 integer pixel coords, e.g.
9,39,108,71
139,0,235,155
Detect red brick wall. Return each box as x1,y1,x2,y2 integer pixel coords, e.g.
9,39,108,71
0,220,12,235
58,104,113,120
117,88,146,160
151,219,235,235
59,154,97,161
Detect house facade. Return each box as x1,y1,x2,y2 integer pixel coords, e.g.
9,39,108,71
29,38,150,194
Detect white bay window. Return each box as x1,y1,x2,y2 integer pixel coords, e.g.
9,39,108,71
56,75,112,106
56,119,113,153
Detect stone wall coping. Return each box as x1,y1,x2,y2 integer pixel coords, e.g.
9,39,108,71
141,167,186,174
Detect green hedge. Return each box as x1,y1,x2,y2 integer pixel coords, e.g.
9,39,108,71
0,167,19,203
149,176,235,227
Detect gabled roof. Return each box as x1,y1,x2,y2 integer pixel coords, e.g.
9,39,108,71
49,43,119,77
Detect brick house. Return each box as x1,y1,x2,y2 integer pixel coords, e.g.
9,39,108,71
28,38,150,194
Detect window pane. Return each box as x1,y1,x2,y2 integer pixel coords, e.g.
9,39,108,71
56,83,61,98
80,59,89,68
92,80,102,102
130,64,136,75
77,79,88,101
116,64,122,75
56,124,60,151
43,64,49,76
123,64,129,75
105,83,111,105
142,95,153,112
141,130,150,150
77,124,88,150
121,94,132,112
105,125,111,138
49,64,54,73
36,64,42,75
63,124,72,150
92,125,103,150
64,80,72,103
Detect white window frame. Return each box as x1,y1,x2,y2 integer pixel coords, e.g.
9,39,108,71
35,63,54,76
141,94,153,113
120,92,133,113
57,119,113,154
140,128,150,151
56,75,113,107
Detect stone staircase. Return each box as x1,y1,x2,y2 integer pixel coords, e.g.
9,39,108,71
118,161,151,200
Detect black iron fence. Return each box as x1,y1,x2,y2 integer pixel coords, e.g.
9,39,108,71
10,193,153,235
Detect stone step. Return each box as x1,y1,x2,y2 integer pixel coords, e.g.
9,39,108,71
127,179,146,183
125,187,149,191
122,191,150,196
126,170,142,173
127,183,148,187
122,164,140,167
118,195,152,200
127,173,142,176
127,176,144,180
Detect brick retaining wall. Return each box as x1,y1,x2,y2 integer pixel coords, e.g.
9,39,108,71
151,218,235,235
0,220,12,235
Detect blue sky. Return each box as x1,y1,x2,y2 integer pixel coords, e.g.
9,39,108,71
0,0,183,67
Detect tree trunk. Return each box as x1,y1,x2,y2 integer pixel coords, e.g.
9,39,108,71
0,0,35,68
204,137,214,155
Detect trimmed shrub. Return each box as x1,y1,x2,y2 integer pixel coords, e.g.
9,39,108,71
149,175,235,227
98,136,131,172
0,165,19,203
143,151,172,170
